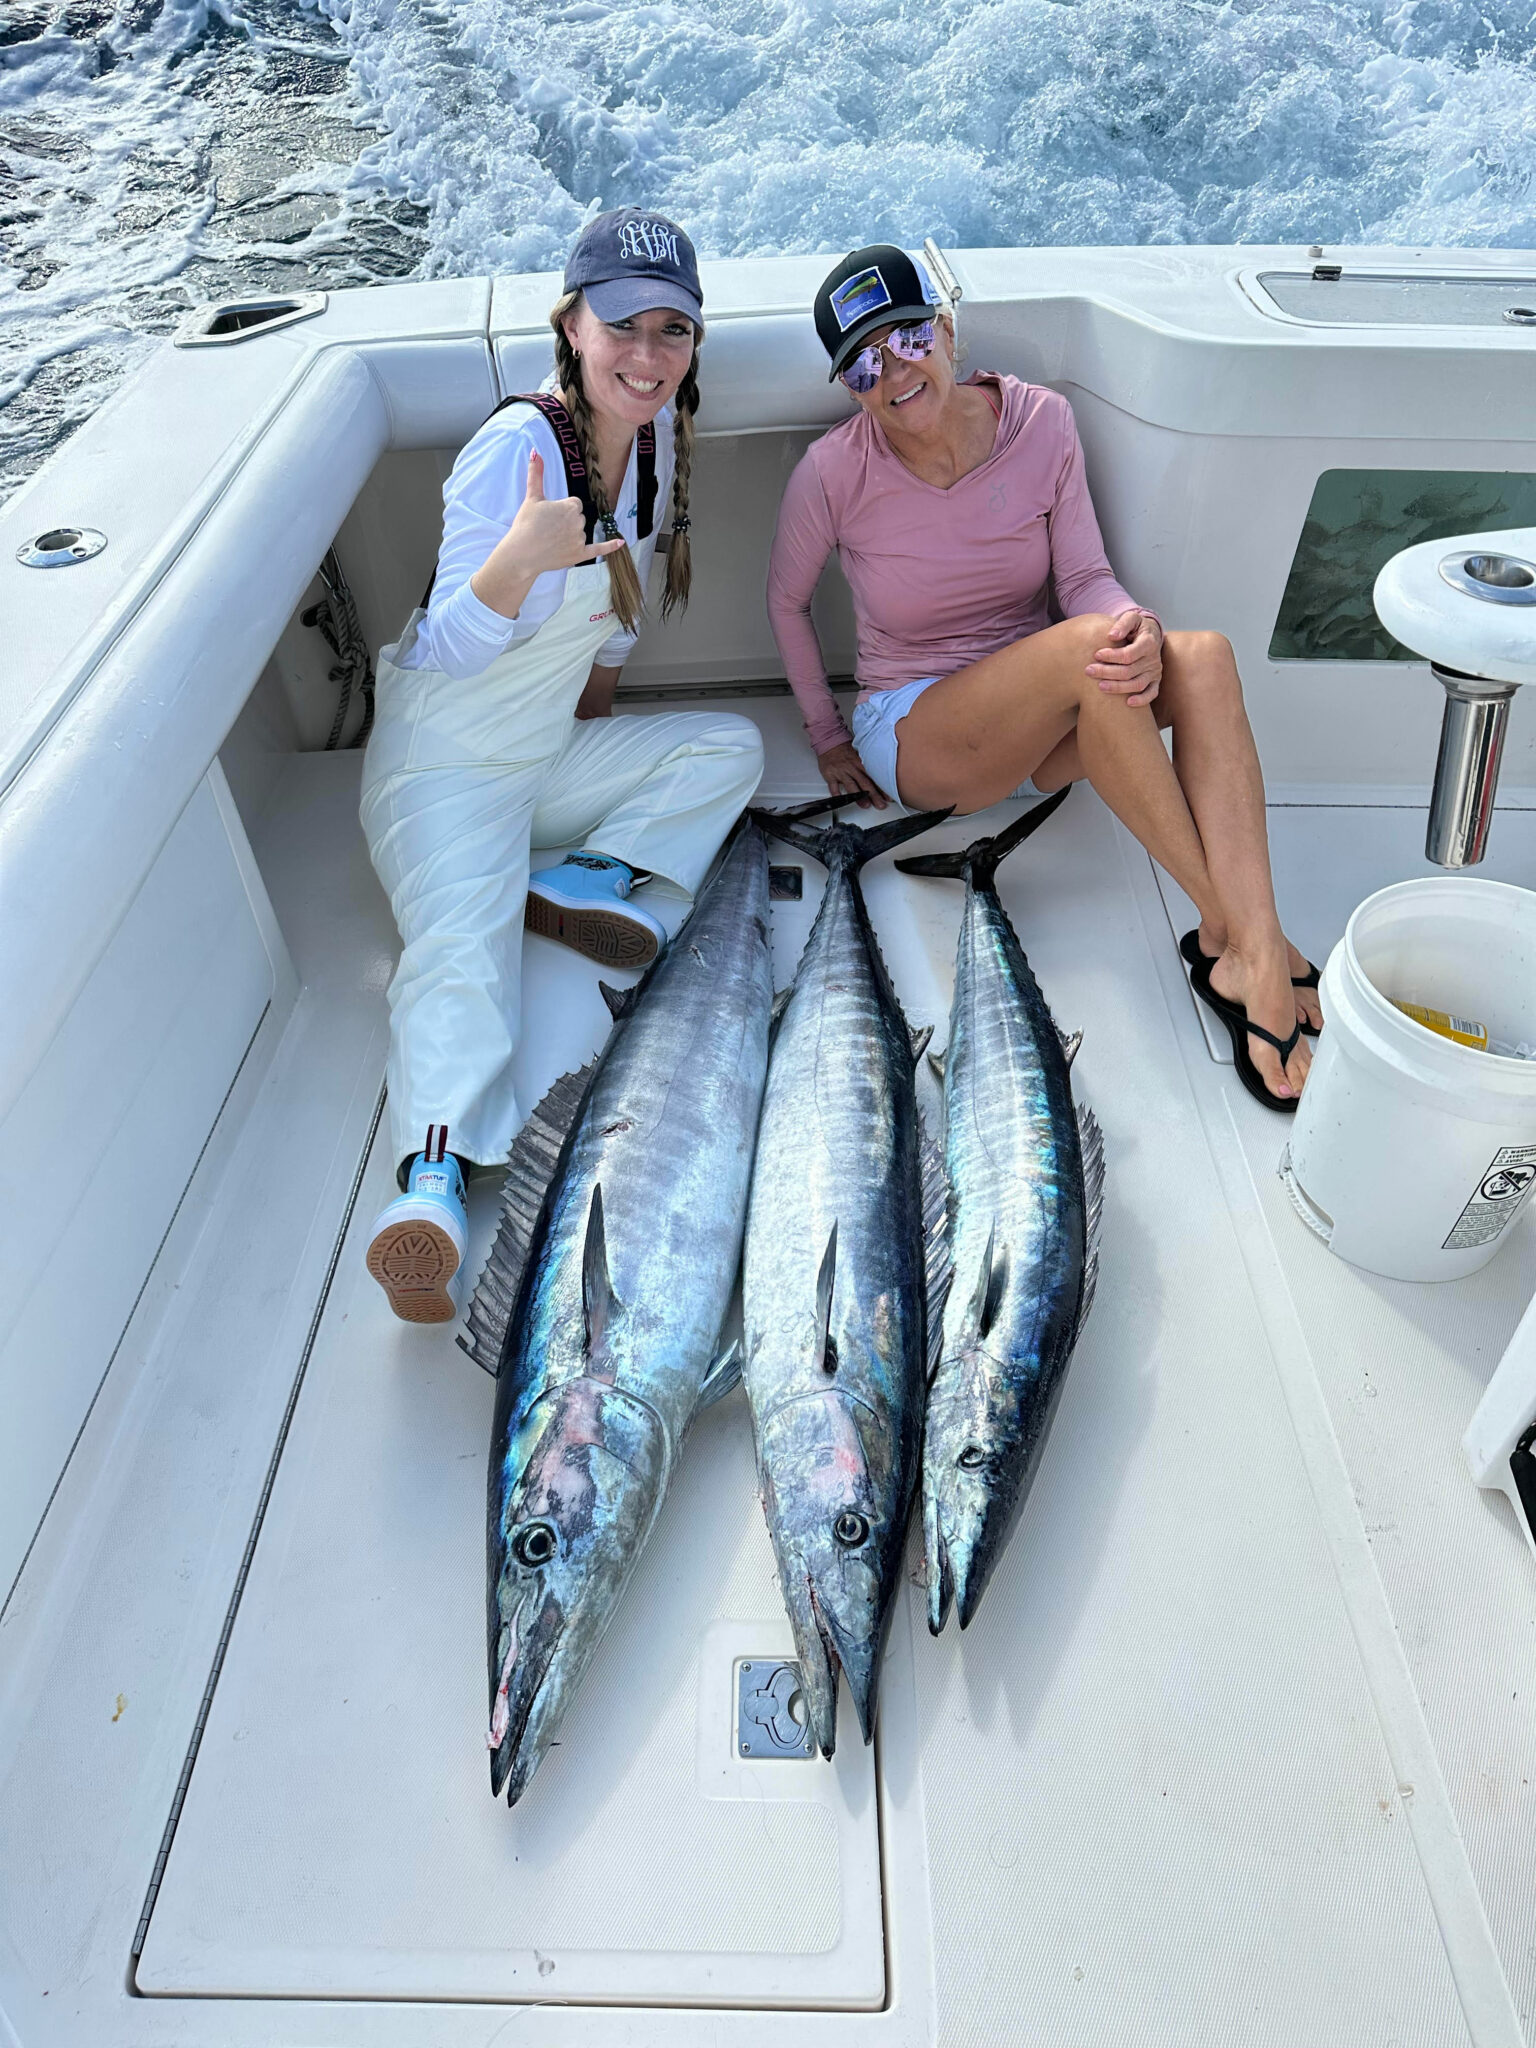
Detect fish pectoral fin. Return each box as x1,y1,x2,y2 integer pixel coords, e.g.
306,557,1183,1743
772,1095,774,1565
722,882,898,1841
1059,1027,1083,1066
598,979,637,1020
460,1059,598,1377
696,1335,743,1413
960,1221,1009,1346
582,1184,623,1359
814,1222,838,1375
909,1022,934,1064
981,1241,1009,1342
927,1045,947,1085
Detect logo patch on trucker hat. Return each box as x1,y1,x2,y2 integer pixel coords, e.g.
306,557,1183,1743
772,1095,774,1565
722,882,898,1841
829,266,894,332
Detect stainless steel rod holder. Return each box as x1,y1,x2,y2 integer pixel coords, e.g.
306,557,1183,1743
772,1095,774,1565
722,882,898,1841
1427,664,1518,867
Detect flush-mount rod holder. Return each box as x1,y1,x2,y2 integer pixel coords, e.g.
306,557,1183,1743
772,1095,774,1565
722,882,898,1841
1375,528,1536,867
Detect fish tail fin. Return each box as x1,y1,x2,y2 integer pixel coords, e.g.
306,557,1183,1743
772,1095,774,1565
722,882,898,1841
844,806,955,869
896,785,1071,885
760,804,953,872
746,793,850,864
756,792,851,825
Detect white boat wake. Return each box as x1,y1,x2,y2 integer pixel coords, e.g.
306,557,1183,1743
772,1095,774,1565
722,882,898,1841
3,0,1536,498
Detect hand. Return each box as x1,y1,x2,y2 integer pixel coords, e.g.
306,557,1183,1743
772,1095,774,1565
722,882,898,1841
817,740,888,809
575,663,621,719
1087,609,1162,707
505,450,628,577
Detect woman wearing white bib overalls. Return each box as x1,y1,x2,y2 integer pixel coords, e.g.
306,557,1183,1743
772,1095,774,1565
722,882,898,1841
362,211,764,1324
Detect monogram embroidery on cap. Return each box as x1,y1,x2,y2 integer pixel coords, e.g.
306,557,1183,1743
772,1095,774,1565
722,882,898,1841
617,218,680,265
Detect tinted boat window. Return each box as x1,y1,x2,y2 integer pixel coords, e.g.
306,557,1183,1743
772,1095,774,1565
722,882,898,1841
1270,469,1536,661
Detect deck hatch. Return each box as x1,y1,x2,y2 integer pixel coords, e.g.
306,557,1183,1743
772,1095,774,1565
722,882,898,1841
133,1121,885,2010
1257,271,1536,327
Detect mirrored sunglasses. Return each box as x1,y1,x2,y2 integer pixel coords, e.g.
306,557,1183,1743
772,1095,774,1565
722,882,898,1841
839,319,937,394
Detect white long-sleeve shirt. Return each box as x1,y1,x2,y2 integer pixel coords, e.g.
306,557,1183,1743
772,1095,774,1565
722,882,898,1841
395,396,675,680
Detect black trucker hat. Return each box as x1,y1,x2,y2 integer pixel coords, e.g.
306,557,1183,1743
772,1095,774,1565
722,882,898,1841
814,244,944,381
565,208,703,327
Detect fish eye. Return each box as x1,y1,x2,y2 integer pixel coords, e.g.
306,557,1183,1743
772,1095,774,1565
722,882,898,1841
833,1510,869,1548
514,1521,557,1566
958,1445,986,1470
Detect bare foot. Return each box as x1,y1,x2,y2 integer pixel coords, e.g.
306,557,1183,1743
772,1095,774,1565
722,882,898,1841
1197,922,1321,1034
1207,943,1312,1100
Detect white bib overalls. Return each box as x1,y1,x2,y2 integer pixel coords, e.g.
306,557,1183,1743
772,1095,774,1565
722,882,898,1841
360,554,763,1172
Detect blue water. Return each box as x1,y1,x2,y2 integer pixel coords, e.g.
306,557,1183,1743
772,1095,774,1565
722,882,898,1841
3,0,1535,499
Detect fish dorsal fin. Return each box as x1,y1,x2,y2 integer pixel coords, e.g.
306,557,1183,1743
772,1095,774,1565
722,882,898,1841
920,1113,952,1382
459,1061,596,1377
1075,1103,1106,1333
598,980,636,1020
582,1184,621,1363
771,986,793,1029
909,1022,934,1064
814,1223,838,1374
696,1335,743,1413
1059,1027,1082,1067
927,1046,947,1086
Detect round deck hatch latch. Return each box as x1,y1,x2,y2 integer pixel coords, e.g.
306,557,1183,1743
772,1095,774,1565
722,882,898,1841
1438,550,1536,606
17,526,107,569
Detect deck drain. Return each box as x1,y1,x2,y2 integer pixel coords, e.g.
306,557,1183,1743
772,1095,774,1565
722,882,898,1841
736,1658,815,1758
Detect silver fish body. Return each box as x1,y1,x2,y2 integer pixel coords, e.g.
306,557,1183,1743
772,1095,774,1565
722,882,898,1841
479,821,774,1804
742,808,949,1757
899,792,1103,1633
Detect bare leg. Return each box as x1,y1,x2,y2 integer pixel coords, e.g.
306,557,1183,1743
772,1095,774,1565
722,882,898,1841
894,617,1309,1098
1030,632,1320,1032
896,615,1221,918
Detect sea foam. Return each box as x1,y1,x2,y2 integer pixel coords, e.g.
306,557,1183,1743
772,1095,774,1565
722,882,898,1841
3,0,1535,497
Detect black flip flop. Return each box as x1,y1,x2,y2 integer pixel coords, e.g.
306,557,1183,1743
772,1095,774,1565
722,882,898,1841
1179,932,1304,1115
1178,928,1322,1038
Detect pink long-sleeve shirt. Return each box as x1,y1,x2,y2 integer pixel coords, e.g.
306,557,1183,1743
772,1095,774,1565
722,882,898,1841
766,373,1153,755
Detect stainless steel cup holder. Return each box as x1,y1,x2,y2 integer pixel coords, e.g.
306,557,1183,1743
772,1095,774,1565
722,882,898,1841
1438,549,1536,604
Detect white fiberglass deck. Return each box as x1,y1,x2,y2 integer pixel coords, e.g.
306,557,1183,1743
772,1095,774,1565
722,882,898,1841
5,698,1535,2046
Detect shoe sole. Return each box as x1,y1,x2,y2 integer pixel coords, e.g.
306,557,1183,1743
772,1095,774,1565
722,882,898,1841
525,892,660,967
365,1218,461,1323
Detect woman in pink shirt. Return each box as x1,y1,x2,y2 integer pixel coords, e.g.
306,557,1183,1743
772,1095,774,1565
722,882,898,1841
767,244,1319,1113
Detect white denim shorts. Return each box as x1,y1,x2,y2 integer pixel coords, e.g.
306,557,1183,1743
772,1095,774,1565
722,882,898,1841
850,675,1042,804
849,676,942,803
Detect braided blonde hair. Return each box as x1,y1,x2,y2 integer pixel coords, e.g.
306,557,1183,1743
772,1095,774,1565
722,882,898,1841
549,289,700,634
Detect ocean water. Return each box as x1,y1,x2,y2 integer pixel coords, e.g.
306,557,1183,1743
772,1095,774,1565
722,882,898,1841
3,0,1535,500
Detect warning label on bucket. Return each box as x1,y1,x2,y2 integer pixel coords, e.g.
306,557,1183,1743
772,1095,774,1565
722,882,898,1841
1443,1145,1536,1251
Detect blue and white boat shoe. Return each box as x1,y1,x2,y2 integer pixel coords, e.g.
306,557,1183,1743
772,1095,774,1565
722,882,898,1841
525,852,667,968
365,1147,467,1325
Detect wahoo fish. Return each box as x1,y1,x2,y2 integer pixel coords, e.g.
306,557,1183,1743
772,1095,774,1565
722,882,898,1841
897,786,1104,1633
742,804,952,1758
463,811,824,1805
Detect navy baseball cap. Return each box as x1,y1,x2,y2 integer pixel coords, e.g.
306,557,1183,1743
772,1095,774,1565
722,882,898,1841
565,208,703,327
814,245,944,380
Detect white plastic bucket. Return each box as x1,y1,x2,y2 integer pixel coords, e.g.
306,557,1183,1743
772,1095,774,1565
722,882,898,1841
1283,877,1536,1282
